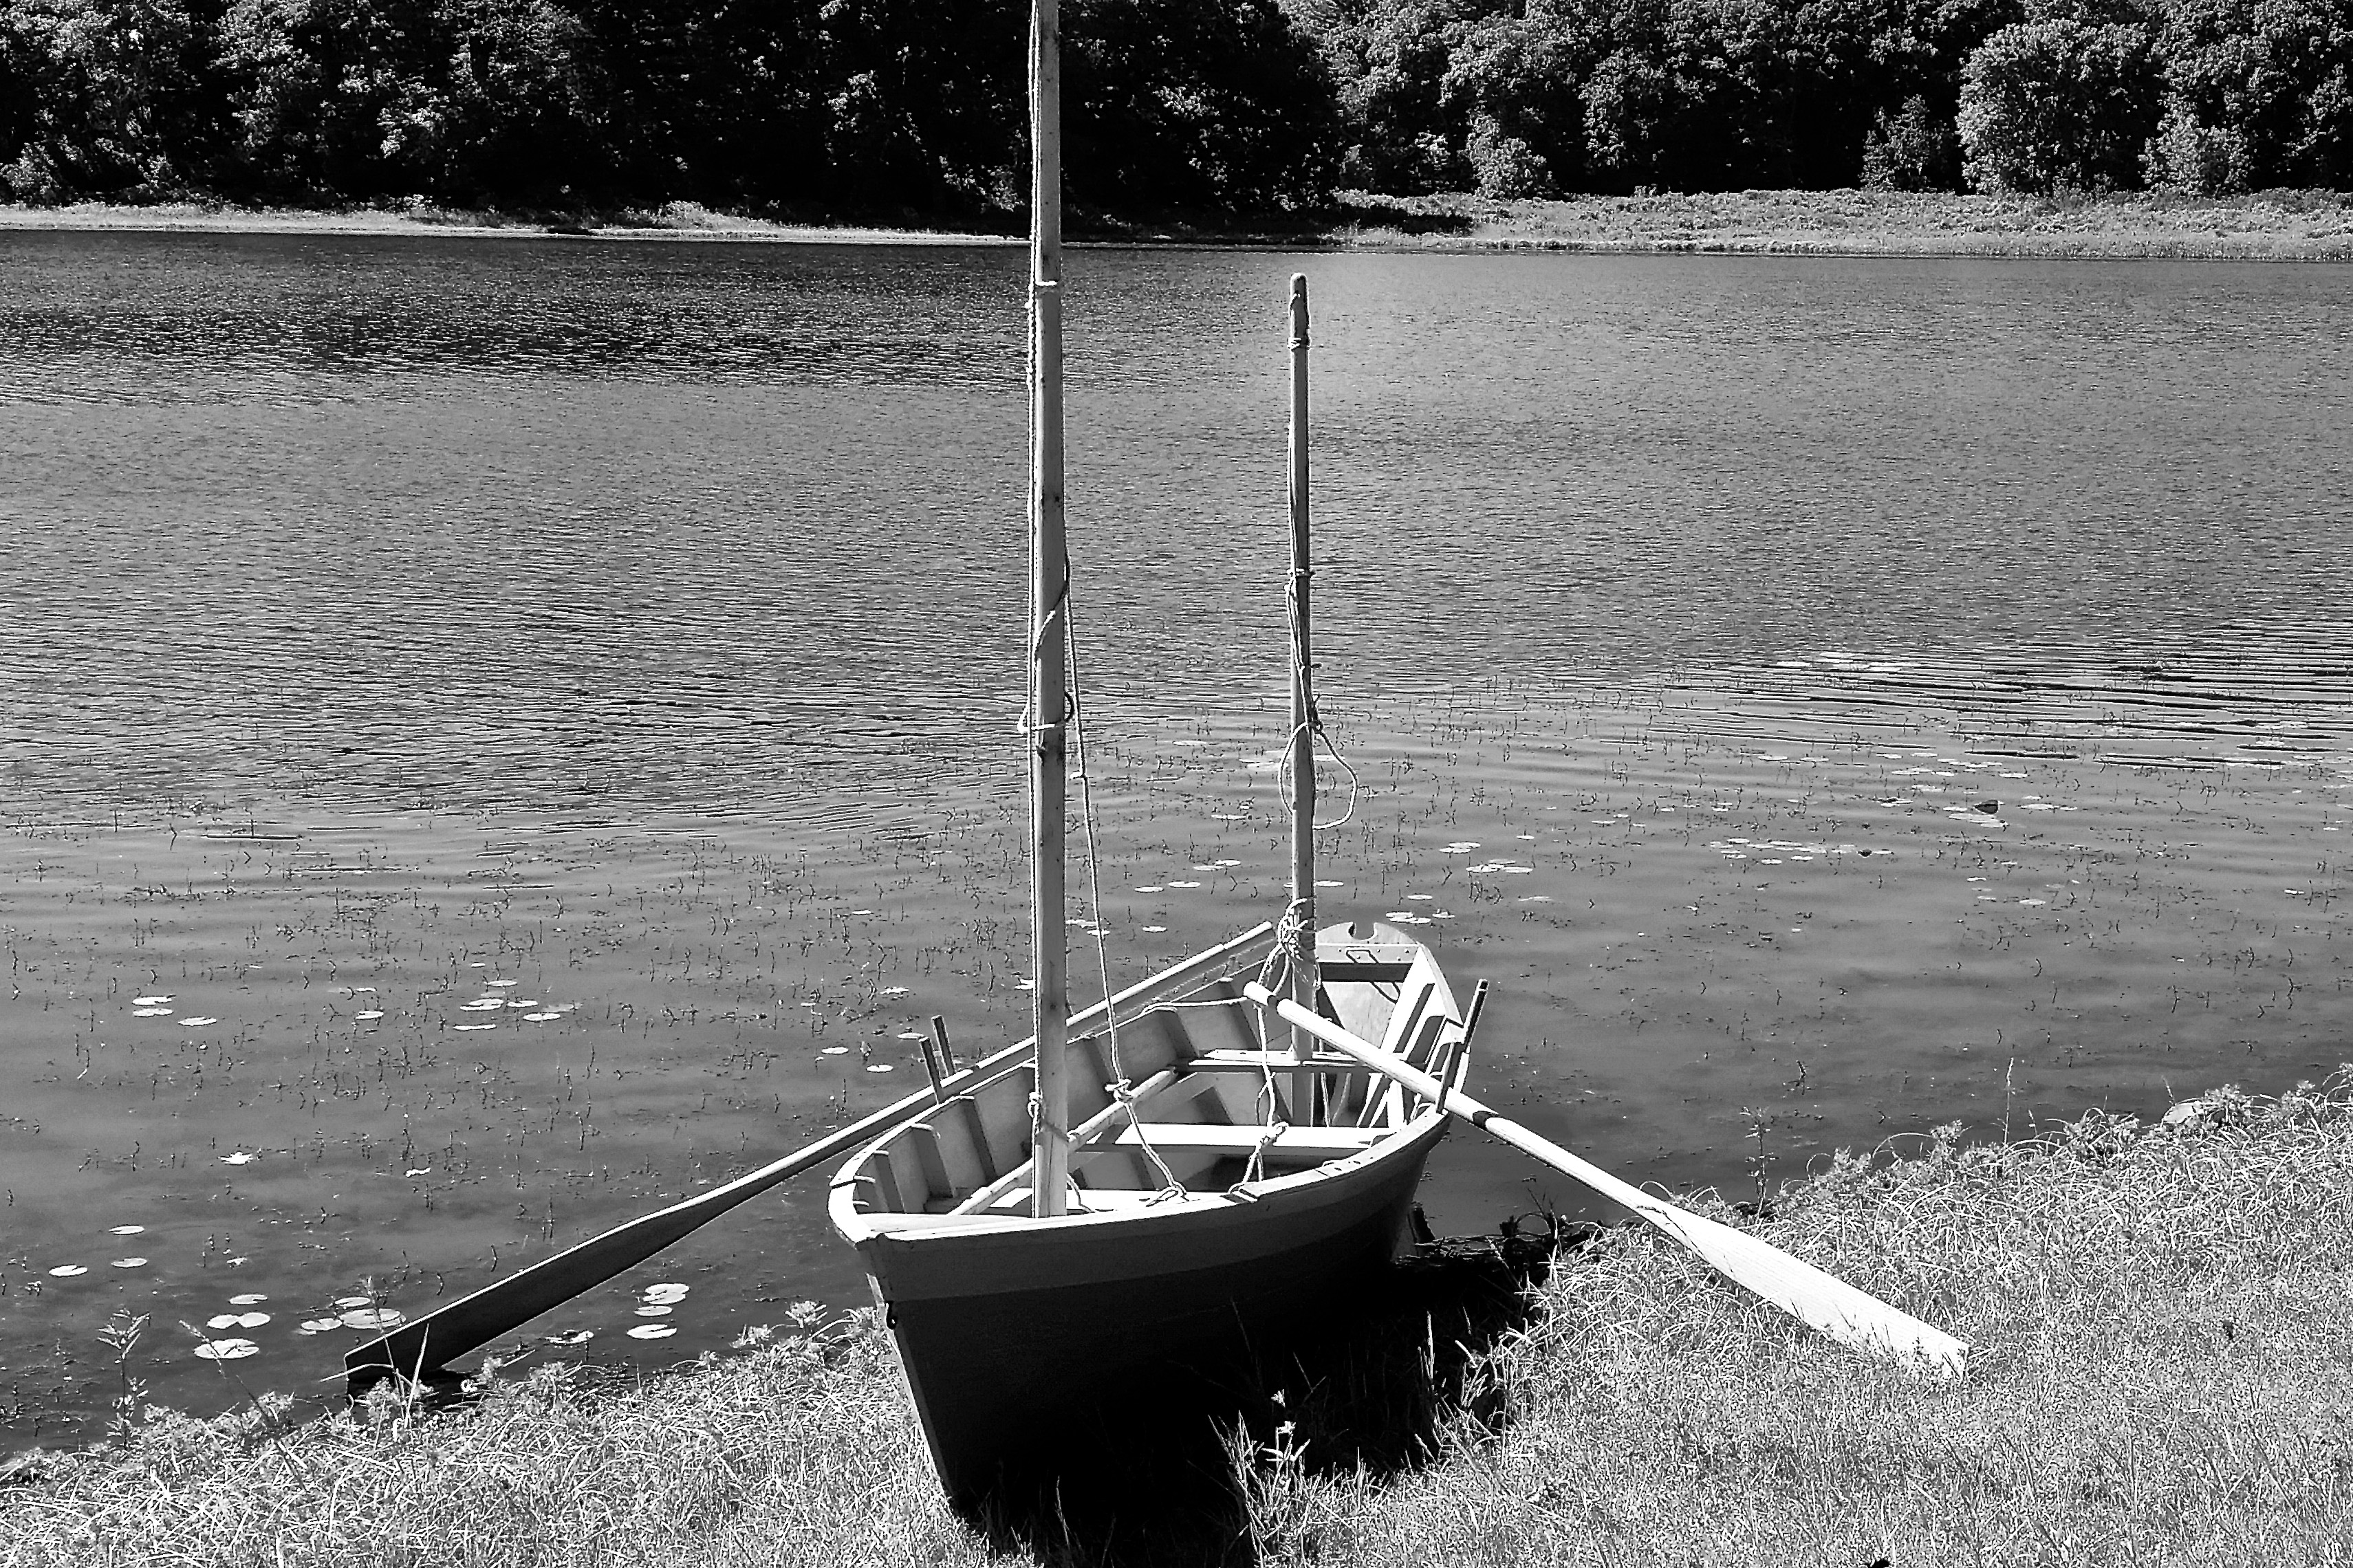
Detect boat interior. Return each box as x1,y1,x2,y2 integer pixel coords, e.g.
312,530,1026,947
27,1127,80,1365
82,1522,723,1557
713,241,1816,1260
836,924,1467,1222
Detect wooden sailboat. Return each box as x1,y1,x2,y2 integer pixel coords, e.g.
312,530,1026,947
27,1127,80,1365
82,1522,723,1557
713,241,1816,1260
821,0,1481,1501
828,917,1477,1499
345,0,1964,1461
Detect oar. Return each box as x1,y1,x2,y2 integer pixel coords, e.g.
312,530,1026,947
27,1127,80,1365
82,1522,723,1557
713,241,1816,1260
346,923,1277,1386
1243,982,1968,1379
345,1074,994,1386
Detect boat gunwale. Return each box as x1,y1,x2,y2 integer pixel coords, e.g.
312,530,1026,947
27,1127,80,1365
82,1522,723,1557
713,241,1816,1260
834,1100,1452,1244
828,924,1464,1248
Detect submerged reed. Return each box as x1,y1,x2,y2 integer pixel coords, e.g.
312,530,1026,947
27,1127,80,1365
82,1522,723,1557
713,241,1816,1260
8,1075,2352,1567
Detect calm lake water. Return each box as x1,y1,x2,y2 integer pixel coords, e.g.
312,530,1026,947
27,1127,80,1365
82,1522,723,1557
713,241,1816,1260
3,231,2350,1447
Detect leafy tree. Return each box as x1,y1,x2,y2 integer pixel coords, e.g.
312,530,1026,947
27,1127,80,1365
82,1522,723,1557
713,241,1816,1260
1572,0,1882,193
0,14,41,183
1,0,226,199
1061,0,1341,210
2143,0,2353,190
1313,0,1473,192
1847,0,2025,160
554,0,840,213
805,0,1023,215
217,0,599,204
1442,0,1596,195
1956,15,2160,190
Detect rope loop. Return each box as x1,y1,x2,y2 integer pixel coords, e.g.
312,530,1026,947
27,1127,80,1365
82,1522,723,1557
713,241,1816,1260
1241,1120,1290,1187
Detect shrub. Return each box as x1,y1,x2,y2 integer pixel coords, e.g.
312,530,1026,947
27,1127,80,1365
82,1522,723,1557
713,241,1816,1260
2143,96,2248,190
1464,111,1550,195
1861,94,1962,190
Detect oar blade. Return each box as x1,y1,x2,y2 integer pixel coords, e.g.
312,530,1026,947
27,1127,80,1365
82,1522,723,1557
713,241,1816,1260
346,1203,717,1382
1627,1198,1968,1379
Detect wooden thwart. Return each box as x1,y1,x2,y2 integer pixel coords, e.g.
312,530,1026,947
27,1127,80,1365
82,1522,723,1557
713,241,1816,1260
1241,983,1969,1380
1106,1124,1382,1158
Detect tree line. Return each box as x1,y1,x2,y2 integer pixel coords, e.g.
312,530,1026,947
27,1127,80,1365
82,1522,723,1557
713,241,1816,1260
3,0,2345,215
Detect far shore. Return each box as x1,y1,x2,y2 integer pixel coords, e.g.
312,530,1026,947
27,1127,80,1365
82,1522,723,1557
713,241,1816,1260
7,187,2353,259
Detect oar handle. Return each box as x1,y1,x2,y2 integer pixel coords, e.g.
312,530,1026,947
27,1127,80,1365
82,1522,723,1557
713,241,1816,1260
922,1016,953,1104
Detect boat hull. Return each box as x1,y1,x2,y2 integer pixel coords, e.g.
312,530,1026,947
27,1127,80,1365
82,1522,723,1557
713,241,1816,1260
829,921,1468,1502
860,1113,1448,1501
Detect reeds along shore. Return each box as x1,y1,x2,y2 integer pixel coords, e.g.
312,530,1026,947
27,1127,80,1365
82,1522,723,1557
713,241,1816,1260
6,188,2352,259
8,1074,2353,1567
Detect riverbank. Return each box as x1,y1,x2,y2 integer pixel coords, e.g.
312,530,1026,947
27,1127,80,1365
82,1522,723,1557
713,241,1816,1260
8,188,2352,258
6,1074,2348,1566
0,199,1015,246
1336,187,2353,259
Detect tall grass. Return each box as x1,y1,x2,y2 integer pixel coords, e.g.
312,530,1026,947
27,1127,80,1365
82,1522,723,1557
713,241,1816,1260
9,1076,2353,1566
1340,188,2353,258
1237,1079,2353,1565
0,1318,984,1567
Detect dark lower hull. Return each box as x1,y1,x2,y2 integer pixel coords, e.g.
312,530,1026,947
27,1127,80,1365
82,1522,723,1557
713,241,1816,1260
859,1116,1446,1503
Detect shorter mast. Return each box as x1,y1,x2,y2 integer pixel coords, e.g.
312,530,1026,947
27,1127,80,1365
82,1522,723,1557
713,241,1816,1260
1286,274,1320,1124
1026,0,1070,1216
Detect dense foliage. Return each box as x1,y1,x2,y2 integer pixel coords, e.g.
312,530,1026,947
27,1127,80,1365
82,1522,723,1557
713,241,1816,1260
0,0,1339,212
1,0,2345,212
1301,0,2349,198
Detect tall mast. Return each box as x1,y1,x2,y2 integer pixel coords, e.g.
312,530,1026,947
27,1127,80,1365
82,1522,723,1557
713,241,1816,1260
1286,274,1319,1124
1027,0,1070,1217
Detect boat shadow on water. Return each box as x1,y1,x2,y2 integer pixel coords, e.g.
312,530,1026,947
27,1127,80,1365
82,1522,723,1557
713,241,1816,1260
967,1214,1599,1568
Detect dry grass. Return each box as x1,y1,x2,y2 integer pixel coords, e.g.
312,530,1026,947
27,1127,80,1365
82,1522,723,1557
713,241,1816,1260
0,200,1012,245
12,188,2353,257
1337,188,2353,259
1238,1079,2353,1565
8,1078,2353,1566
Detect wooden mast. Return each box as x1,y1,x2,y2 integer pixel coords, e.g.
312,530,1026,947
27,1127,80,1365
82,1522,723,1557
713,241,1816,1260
1286,274,1319,1124
1027,0,1070,1217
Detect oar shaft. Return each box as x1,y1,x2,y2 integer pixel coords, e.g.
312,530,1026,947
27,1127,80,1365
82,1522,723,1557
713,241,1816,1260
347,1061,995,1382
1241,983,1967,1378
347,924,1279,1384
1242,982,1647,1208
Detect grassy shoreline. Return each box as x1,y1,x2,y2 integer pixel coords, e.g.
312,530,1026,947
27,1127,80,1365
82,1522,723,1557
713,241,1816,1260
7,1073,2351,1566
7,188,2352,259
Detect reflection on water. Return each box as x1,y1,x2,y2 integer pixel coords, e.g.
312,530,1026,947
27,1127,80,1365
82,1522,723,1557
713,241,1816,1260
2,232,2350,1446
